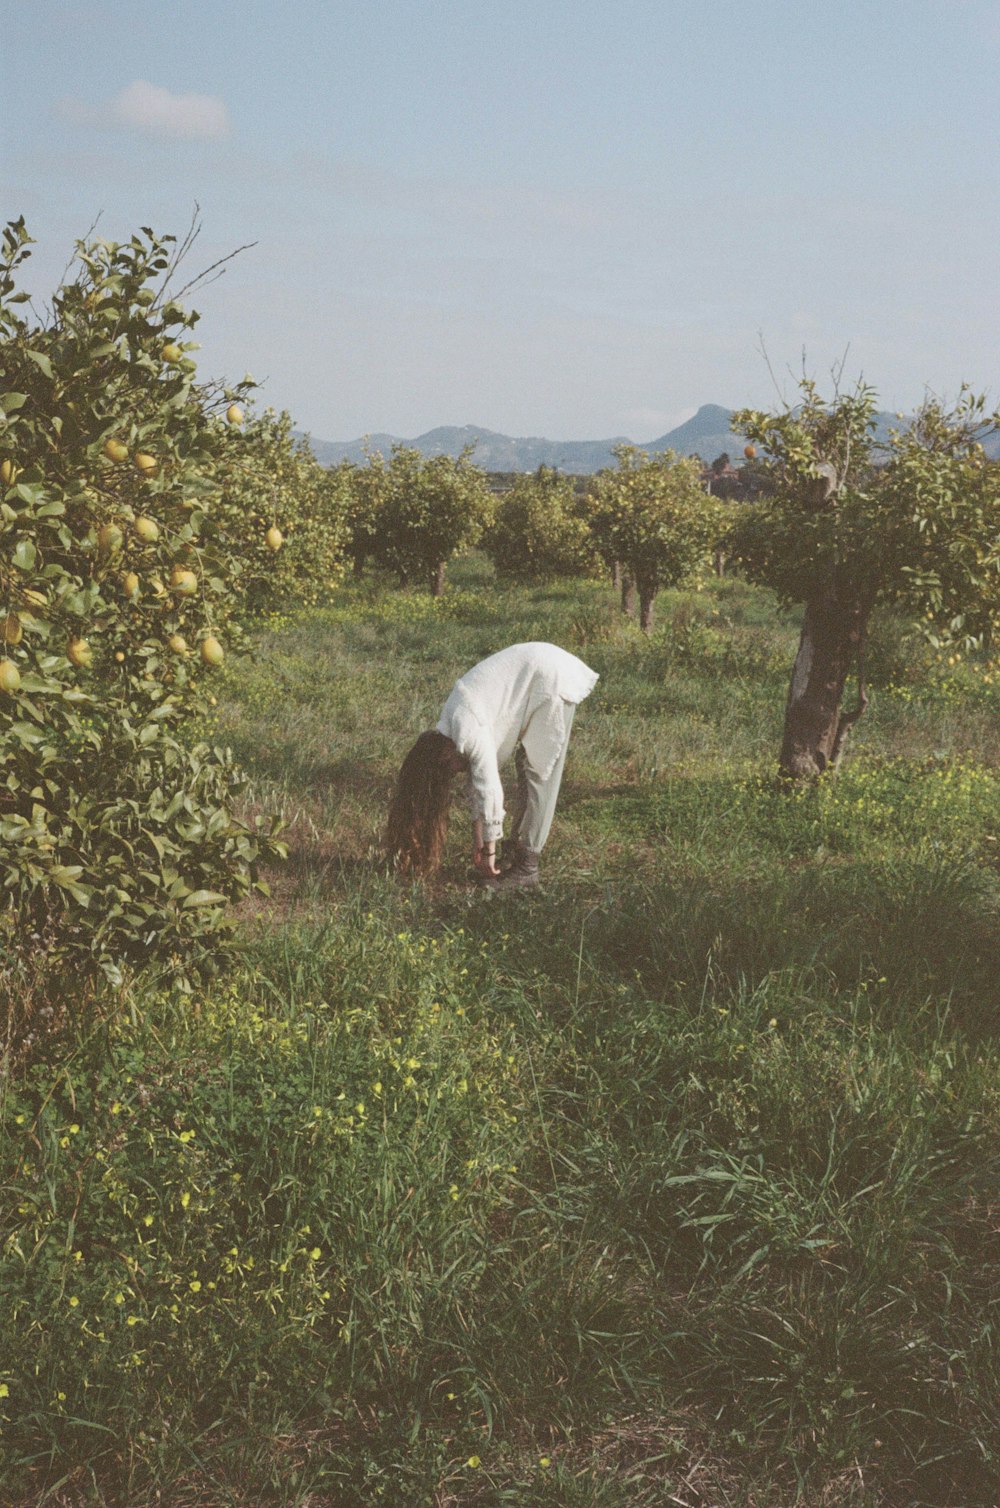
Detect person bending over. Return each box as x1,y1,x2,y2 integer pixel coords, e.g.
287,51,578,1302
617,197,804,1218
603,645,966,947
386,641,598,890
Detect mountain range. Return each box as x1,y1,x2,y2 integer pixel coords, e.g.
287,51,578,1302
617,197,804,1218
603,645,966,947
298,403,1000,474
299,404,745,474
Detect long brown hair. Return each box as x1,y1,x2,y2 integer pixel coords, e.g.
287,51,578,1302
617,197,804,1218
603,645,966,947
385,731,461,876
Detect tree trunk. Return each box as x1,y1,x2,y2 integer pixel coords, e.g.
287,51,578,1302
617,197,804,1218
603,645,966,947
638,580,657,633
611,560,622,591
620,573,636,617
779,576,873,779
430,560,447,596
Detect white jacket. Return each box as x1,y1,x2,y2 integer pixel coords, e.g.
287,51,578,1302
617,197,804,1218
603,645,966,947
436,642,599,840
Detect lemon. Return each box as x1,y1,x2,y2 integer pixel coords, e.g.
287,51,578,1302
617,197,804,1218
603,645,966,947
67,637,93,669
134,516,159,543
98,522,124,554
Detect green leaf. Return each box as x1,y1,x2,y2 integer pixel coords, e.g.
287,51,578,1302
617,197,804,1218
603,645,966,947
13,538,36,571
182,889,227,908
0,392,28,414
26,349,54,380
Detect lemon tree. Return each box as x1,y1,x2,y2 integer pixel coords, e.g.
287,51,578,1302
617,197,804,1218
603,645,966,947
214,408,350,614
590,446,727,630
0,219,281,993
483,465,599,583
730,382,1000,778
376,445,494,595
342,450,389,579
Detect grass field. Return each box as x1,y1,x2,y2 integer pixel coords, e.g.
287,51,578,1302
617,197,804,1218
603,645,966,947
2,559,999,1506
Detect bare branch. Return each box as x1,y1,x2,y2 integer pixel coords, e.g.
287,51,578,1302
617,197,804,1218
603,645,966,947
756,331,786,405
830,343,851,397
173,241,258,302
160,205,203,292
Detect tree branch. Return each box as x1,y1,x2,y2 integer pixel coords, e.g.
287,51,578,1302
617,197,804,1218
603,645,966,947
830,627,870,769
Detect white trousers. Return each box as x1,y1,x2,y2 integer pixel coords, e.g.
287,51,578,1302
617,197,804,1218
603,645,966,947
508,702,576,854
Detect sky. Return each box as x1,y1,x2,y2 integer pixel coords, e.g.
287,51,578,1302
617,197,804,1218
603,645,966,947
3,0,1000,443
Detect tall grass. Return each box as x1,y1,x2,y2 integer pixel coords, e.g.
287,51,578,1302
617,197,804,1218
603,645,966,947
2,562,999,1506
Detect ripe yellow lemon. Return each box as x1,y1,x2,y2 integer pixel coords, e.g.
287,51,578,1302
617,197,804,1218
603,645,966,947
743,444,757,460
67,637,93,669
103,438,129,463
114,650,126,663
265,526,284,552
168,634,189,656
200,635,224,666
135,452,157,476
122,571,140,598
3,613,23,646
170,566,198,596
98,522,124,554
161,344,183,363
226,404,244,426
134,516,159,543
1,459,19,486
0,659,21,694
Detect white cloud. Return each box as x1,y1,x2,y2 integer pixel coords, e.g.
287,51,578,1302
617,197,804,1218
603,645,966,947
58,80,230,141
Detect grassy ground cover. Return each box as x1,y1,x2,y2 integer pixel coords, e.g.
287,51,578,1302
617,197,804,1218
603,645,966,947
2,560,999,1506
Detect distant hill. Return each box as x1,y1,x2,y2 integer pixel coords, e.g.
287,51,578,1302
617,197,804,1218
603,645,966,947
642,403,746,464
297,404,1000,473
301,423,633,474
